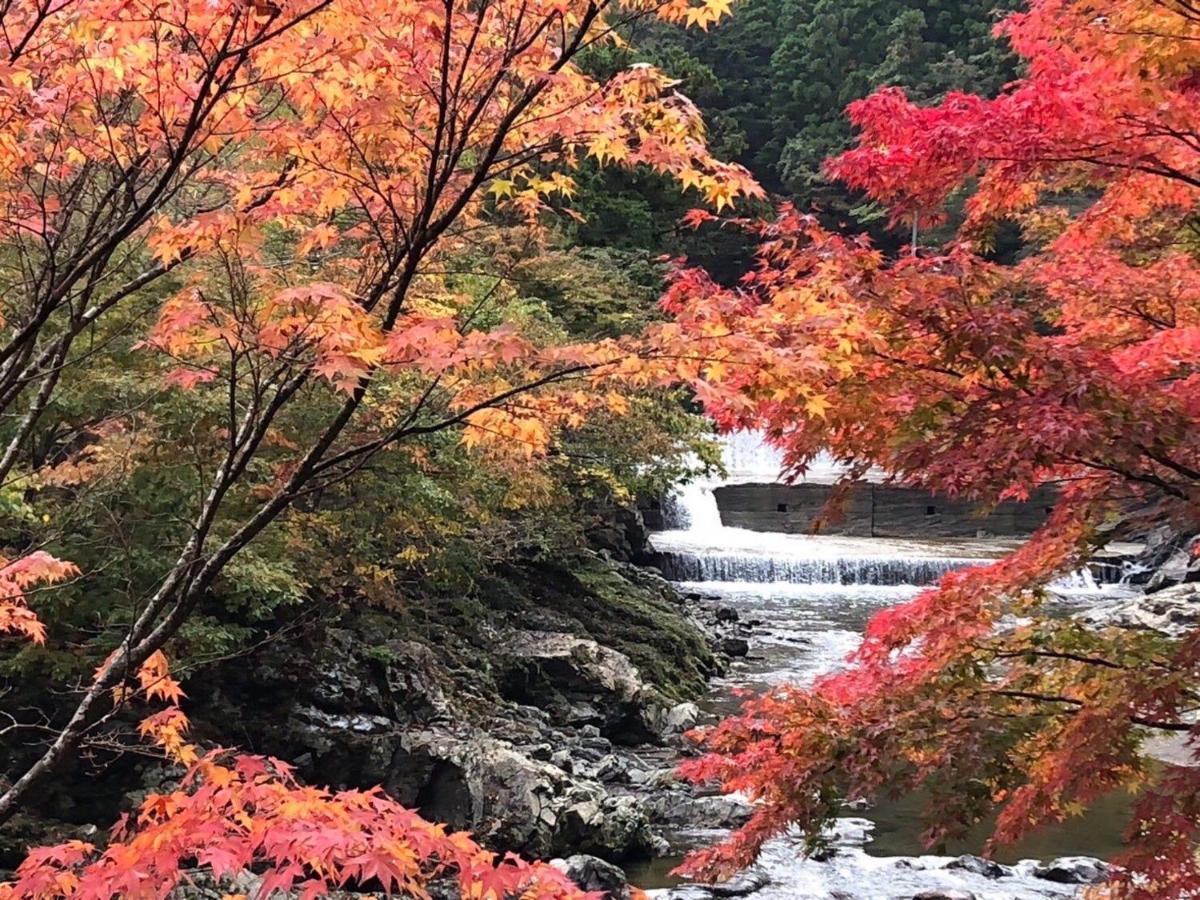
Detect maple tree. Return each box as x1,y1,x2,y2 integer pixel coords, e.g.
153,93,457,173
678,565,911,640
1,610,592,898
0,0,760,892
2,751,590,900
665,0,1200,896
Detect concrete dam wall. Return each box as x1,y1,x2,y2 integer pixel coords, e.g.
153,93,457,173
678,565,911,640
646,432,1057,540
712,481,1058,539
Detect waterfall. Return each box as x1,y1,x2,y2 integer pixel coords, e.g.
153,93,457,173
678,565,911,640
653,431,992,589
1048,569,1100,594
654,550,975,586
663,431,786,530
707,430,875,487
662,480,723,532
654,431,1132,595
720,430,787,483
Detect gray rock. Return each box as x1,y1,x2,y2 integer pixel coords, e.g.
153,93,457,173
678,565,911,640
706,870,770,897
1080,582,1200,637
559,793,653,859
946,855,1009,878
594,754,629,784
552,854,630,899
293,705,393,735
645,792,754,828
911,892,976,900
577,744,609,763
1033,856,1111,884
496,631,669,744
387,729,655,859
720,637,750,657
661,702,700,736
1147,549,1191,591
377,639,455,722
582,735,615,753
550,749,575,774
1144,535,1200,591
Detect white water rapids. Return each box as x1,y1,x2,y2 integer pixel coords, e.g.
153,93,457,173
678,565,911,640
639,432,1126,899
652,436,1018,589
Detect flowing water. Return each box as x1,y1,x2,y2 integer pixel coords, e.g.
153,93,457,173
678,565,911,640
634,433,1135,899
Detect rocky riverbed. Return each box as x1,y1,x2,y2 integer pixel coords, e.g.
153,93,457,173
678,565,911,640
618,583,1124,900
194,516,1193,900
8,505,1197,900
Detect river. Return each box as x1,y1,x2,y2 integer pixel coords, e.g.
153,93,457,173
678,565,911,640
628,434,1135,899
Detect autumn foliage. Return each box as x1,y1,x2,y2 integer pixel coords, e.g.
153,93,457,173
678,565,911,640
2,617,591,898
667,0,1200,896
1,752,589,900
0,553,78,644
4,0,1198,894
0,0,756,893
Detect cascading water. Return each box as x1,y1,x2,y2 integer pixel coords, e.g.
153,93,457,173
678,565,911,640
636,431,1128,899
651,433,994,588
655,550,976,586
653,432,1120,594
1049,568,1100,594
661,480,722,532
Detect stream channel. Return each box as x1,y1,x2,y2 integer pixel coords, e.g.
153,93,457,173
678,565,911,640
627,433,1137,900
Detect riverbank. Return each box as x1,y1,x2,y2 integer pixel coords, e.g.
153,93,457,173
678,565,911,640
619,426,1161,900
6,501,1192,898
622,580,1121,900
0,544,728,874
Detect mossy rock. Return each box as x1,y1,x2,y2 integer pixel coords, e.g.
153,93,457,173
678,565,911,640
483,552,718,700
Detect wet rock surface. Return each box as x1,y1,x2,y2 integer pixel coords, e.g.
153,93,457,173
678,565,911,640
172,554,750,887
1080,581,1200,637
643,818,1100,900
552,854,632,898
0,542,733,880
1031,858,1112,885
946,856,1008,879
494,631,675,745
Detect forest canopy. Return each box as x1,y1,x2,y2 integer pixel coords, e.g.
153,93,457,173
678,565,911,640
0,0,1196,898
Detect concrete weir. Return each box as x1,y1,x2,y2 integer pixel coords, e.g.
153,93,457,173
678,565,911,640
633,430,1126,898
662,430,1055,539
647,431,1130,597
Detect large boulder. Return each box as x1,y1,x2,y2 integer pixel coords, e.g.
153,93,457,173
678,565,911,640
1032,857,1112,885
643,791,754,829
1119,525,1190,586
946,855,1010,879
552,854,630,898
386,729,658,860
495,631,674,744
256,714,660,862
655,701,700,737
1080,582,1200,638
194,619,664,863
589,505,651,564
1145,536,1200,592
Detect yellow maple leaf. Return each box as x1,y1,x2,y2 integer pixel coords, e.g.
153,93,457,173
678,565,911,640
805,394,831,419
